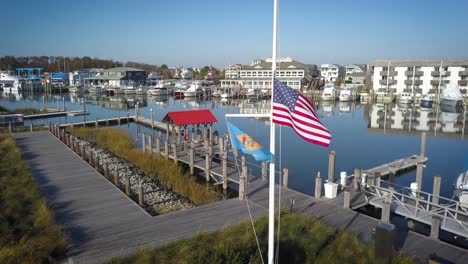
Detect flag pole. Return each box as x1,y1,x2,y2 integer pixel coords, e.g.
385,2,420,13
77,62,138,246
268,0,278,263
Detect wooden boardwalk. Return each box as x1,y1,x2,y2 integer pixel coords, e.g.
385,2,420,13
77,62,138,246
15,131,468,263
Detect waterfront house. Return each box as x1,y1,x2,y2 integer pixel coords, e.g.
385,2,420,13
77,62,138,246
371,60,468,96
220,57,316,90
344,64,367,84
86,67,146,87
320,64,344,82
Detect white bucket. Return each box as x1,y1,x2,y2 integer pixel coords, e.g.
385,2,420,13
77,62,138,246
410,182,418,197
324,182,339,198
340,171,347,187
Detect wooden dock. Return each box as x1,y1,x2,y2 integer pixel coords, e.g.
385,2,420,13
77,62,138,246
14,131,468,263
24,110,89,120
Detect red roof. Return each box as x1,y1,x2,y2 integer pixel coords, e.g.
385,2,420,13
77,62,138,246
161,109,217,126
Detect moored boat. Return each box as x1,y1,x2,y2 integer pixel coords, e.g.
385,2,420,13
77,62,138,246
420,94,434,108
440,84,463,107
397,93,413,104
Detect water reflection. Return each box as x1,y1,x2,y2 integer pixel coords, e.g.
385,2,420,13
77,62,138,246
368,103,467,139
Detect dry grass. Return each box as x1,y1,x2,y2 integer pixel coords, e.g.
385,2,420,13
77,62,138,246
0,134,66,263
107,214,415,264
68,127,219,205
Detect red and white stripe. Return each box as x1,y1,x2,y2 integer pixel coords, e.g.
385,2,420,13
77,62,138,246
273,94,331,147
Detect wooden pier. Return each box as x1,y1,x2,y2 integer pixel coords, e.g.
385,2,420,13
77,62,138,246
14,130,468,263
24,110,89,120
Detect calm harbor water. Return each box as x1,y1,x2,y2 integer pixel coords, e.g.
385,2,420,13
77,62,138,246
2,91,467,200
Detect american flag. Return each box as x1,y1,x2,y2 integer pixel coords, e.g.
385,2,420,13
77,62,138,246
272,80,332,147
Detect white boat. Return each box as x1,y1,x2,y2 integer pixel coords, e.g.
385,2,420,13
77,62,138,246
0,71,21,92
440,84,463,107
420,94,434,108
397,93,413,104
338,89,352,102
182,81,203,97
321,83,335,101
455,170,468,207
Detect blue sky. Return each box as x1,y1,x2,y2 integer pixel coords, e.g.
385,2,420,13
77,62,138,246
2,0,468,67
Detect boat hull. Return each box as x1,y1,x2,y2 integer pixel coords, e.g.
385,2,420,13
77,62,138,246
420,99,433,108
339,95,352,102
440,97,463,107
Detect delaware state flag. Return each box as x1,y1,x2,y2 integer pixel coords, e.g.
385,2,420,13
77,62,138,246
227,122,271,162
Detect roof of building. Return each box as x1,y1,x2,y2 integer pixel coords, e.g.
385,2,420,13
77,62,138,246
161,109,217,126
372,60,468,67
345,64,367,71
320,64,341,68
102,67,146,72
86,75,125,80
242,60,309,70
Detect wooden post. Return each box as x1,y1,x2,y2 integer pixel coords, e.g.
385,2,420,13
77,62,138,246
205,145,211,182
219,137,224,153
103,162,109,178
125,176,131,195
432,176,441,205
343,190,350,208
95,119,98,128
69,136,74,149
208,141,213,168
138,181,144,206
156,135,161,155
420,132,427,159
222,146,228,190
315,172,322,199
375,172,381,188
239,156,246,200
381,202,391,223
149,134,153,155
172,143,178,164
49,122,52,132
94,155,99,171
8,122,11,133
88,149,94,164
189,140,194,175
150,108,154,130
353,168,361,190
113,171,119,186
328,150,336,183
29,123,33,132
118,114,121,126
430,216,441,239
171,125,176,143
282,168,289,188
164,140,169,159
135,105,139,124
81,145,85,159
141,132,146,153
126,113,130,126
416,161,424,192
166,123,170,142
204,127,208,140
262,161,267,182
176,126,181,144
106,119,109,127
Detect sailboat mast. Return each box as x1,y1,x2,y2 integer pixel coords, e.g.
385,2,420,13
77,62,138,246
268,0,278,263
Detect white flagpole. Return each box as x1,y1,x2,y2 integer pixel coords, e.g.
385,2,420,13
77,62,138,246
268,0,278,263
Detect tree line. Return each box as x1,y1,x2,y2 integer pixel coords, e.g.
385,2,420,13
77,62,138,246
0,56,174,78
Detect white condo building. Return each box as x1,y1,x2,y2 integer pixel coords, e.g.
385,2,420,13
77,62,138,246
320,64,344,82
220,57,316,90
372,60,468,96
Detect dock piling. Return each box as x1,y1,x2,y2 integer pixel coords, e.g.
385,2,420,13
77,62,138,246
381,202,391,223
315,172,322,199
189,140,194,175
164,140,169,159
29,123,33,132
420,132,427,159
141,132,146,153
149,134,153,155
239,156,246,200
343,191,350,208
113,171,119,186
103,162,109,178
430,216,441,239
282,168,289,188
205,146,211,182
138,181,144,206
328,150,336,183
353,168,361,190
261,161,267,182
222,146,228,190
416,161,424,192
172,143,178,164
125,176,130,195
432,176,441,205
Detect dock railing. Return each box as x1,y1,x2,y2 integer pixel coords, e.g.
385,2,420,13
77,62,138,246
365,180,468,237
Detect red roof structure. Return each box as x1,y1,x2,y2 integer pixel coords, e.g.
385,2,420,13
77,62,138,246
161,109,217,126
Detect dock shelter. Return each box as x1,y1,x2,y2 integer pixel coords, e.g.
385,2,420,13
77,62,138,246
161,109,217,142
